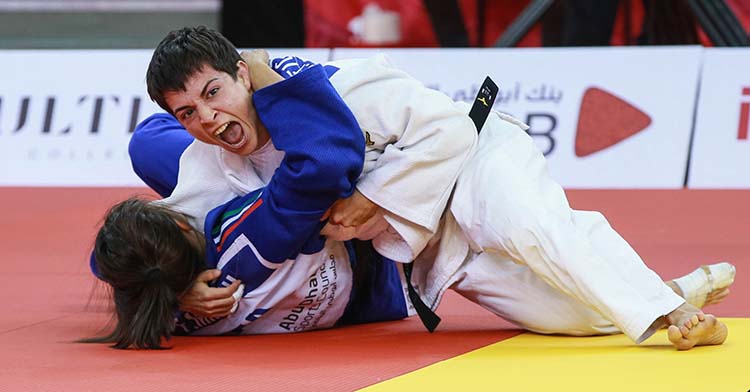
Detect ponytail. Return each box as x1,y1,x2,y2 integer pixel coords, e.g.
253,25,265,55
84,275,177,349
81,198,205,349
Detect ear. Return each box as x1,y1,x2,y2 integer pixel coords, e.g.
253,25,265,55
174,218,192,233
236,60,252,91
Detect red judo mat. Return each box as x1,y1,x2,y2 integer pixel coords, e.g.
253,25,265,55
0,188,747,391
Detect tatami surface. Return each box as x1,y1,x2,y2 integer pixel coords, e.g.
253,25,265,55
0,188,746,391
367,318,749,391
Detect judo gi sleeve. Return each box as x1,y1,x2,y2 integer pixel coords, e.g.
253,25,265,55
203,64,364,290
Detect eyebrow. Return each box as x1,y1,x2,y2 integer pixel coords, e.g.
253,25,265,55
172,77,219,115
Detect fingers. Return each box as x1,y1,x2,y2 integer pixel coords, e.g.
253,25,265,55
325,190,379,227
351,209,377,226
330,208,374,227
193,269,240,299
204,296,239,318
332,210,363,227
179,270,243,318
330,211,350,227
320,206,332,221
326,199,345,225
339,210,375,227
202,278,242,301
240,49,270,65
240,51,252,64
183,295,238,318
195,268,222,283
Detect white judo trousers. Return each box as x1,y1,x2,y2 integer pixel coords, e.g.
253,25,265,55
439,112,685,343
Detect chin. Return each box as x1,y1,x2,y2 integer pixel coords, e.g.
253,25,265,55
236,141,256,156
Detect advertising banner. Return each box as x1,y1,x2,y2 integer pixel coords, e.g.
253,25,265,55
688,48,750,188
0,49,330,186
333,47,702,188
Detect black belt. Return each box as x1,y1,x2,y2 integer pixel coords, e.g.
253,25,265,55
468,76,499,134
402,262,440,332
403,76,500,333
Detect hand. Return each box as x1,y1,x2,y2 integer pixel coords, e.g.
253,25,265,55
321,190,379,227
240,49,269,66
239,49,283,91
179,269,242,318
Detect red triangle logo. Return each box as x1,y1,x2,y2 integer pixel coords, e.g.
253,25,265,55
575,87,652,157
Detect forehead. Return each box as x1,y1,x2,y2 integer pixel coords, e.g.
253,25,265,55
163,65,227,110
183,64,225,89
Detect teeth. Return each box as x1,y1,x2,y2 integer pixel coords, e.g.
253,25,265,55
213,122,230,136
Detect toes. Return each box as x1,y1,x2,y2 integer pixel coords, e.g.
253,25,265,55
667,325,683,343
668,325,693,350
683,315,700,329
669,313,727,350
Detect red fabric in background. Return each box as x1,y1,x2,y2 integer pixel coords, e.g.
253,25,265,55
304,0,437,47
304,0,750,48
303,0,531,47
611,0,750,46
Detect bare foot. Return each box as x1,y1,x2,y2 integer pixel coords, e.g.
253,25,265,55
665,303,728,350
666,262,736,308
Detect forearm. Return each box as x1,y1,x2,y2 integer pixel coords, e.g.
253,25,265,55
248,59,284,91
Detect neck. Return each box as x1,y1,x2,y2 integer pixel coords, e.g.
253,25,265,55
255,124,271,151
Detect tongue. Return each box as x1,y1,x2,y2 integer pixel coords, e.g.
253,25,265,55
220,122,243,145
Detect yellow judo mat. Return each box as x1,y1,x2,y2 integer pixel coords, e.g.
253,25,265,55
367,318,749,391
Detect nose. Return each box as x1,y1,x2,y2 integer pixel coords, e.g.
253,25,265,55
197,104,217,125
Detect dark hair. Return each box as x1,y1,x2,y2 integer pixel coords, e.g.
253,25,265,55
146,26,242,112
83,198,205,349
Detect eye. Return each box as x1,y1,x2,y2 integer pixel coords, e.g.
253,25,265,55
181,109,194,120
208,87,219,97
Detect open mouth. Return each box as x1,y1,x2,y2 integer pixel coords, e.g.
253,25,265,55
214,121,247,149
